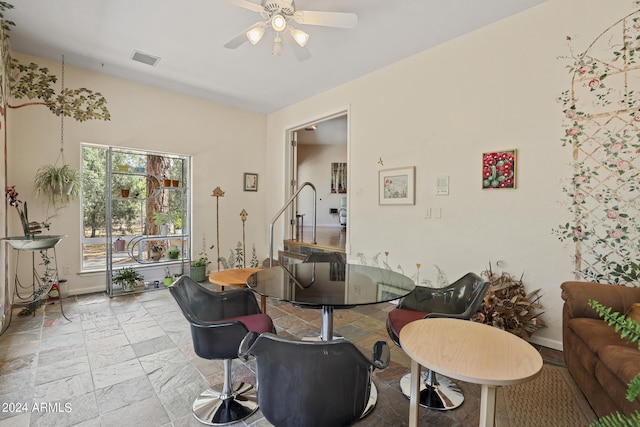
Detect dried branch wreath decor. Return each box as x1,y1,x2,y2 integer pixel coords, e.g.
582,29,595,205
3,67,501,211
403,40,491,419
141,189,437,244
472,263,546,339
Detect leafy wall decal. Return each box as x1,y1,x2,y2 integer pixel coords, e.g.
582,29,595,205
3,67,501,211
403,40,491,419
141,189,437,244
0,2,110,122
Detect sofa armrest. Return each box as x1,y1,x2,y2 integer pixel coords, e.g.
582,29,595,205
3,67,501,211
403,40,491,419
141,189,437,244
561,281,640,320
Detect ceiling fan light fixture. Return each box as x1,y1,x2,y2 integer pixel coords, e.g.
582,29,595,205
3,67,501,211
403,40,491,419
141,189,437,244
290,28,309,47
272,35,284,56
271,14,287,32
246,23,265,45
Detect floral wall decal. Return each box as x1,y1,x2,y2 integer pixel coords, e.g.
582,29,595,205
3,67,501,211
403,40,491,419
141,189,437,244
555,3,640,285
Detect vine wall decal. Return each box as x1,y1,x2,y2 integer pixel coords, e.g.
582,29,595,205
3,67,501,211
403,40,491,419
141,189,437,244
555,3,640,285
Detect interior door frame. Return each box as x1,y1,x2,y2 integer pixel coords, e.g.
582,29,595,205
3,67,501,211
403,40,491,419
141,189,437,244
284,107,351,249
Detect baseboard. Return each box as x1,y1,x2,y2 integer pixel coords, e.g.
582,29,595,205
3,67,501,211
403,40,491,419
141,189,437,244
530,335,563,351
67,285,105,297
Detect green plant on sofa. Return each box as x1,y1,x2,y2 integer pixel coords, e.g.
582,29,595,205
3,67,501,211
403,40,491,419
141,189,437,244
589,299,640,426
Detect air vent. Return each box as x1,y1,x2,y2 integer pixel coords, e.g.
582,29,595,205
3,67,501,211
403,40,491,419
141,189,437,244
131,50,161,66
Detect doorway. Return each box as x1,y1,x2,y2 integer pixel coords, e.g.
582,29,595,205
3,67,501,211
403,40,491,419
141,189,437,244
287,111,349,252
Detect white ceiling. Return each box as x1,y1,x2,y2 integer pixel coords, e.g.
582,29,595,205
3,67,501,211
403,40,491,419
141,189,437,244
6,0,544,115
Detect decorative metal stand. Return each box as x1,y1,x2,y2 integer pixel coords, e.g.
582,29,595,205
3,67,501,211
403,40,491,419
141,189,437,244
211,187,225,271
240,209,248,268
1,235,69,335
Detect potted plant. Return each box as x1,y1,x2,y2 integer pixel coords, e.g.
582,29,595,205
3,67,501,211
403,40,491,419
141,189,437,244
5,186,48,237
34,164,81,204
190,253,210,282
112,266,143,292
173,214,183,235
167,247,181,260
150,244,163,261
152,212,171,236
164,267,174,286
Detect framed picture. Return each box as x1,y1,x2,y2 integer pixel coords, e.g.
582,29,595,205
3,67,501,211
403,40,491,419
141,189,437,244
379,166,415,205
331,162,347,194
482,150,517,189
244,173,258,192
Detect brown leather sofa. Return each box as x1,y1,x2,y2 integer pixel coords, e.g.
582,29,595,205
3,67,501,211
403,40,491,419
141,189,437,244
561,281,640,417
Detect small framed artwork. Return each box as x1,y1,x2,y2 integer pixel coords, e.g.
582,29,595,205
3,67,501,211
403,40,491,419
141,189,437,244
379,166,415,205
331,162,347,194
244,173,258,192
482,150,517,189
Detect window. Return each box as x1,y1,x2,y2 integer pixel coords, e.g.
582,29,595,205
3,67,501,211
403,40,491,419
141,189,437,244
81,144,190,272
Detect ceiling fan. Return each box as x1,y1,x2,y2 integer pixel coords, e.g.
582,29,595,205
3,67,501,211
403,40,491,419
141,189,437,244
224,0,357,61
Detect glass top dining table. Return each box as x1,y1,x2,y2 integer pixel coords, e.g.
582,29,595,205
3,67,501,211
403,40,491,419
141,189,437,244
247,261,416,340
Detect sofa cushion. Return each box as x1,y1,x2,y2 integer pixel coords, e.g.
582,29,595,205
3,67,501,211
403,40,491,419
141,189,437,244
626,303,640,324
598,345,640,390
567,317,638,374
595,346,640,415
567,317,637,353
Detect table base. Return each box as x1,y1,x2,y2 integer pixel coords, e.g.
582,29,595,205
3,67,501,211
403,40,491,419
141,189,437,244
480,385,497,427
400,371,464,410
302,332,344,341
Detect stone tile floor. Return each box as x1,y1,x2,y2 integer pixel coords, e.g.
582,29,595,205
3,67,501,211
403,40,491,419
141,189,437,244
0,286,565,426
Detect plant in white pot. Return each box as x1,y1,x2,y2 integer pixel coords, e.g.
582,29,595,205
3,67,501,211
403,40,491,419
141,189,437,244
152,212,171,236
34,164,80,205
112,267,144,292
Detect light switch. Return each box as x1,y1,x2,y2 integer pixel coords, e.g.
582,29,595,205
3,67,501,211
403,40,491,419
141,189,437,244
436,176,449,195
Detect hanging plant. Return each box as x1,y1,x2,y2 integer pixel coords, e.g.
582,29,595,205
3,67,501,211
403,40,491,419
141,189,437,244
33,164,80,204
27,55,99,212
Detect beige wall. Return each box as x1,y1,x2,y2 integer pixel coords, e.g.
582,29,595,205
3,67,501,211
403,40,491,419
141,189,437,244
7,52,267,295
264,0,637,350
5,0,635,349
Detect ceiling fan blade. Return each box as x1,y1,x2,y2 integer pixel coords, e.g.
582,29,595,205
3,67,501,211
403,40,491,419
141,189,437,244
285,32,312,62
293,10,357,29
224,29,251,49
226,0,264,13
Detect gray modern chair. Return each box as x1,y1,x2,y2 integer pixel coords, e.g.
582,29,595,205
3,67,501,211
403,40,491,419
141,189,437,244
386,272,490,410
239,332,390,427
169,276,274,425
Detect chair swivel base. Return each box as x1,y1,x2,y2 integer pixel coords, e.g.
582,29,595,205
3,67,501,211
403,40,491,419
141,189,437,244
361,381,378,419
399,372,464,410
192,382,258,426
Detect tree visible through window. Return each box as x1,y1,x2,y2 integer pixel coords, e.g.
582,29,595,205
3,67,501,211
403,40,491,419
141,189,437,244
81,144,189,271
